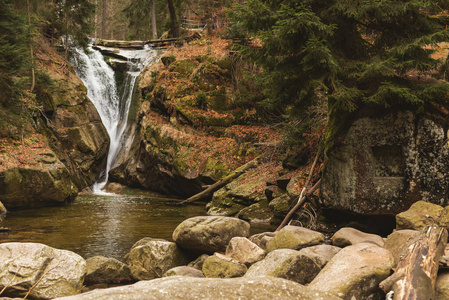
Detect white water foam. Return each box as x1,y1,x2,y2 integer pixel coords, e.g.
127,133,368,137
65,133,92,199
71,43,157,193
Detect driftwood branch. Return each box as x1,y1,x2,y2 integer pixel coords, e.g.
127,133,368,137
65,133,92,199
181,156,261,204
380,225,448,300
275,150,321,231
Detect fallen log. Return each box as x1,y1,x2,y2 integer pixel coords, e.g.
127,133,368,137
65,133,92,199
379,224,448,300
181,156,261,204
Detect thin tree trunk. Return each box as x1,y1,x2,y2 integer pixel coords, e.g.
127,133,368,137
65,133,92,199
380,225,448,300
102,0,106,39
167,0,180,37
151,0,157,39
26,0,35,92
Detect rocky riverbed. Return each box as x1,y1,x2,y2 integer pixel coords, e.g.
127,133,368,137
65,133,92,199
2,200,449,300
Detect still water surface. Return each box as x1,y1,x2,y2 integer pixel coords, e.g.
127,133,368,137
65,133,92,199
0,194,207,260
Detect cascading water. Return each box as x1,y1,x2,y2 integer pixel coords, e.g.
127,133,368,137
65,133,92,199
71,42,157,193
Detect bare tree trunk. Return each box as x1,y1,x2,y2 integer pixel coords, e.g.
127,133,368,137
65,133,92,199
151,0,157,39
380,225,448,300
102,0,106,39
167,0,180,37
26,0,35,92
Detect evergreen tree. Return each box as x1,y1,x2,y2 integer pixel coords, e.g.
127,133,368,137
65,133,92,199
229,0,449,143
0,0,31,104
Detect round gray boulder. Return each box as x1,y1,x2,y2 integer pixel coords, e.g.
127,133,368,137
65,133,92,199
172,216,250,253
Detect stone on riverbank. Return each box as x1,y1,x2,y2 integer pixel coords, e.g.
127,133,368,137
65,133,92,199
383,229,419,266
331,227,384,247
0,242,86,300
225,237,266,266
436,270,449,300
124,238,189,281
54,276,342,300
172,216,250,253
396,200,445,230
84,256,133,285
202,253,247,278
0,201,6,213
249,232,276,251
309,243,394,300
187,254,209,270
163,266,205,278
266,225,324,252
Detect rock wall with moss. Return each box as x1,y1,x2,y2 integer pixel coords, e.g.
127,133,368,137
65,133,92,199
0,41,109,210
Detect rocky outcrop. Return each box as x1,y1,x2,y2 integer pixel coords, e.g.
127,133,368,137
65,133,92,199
0,243,86,300
321,110,449,215
0,164,78,209
124,238,189,281
84,256,133,285
39,69,109,189
172,216,250,253
309,243,394,300
55,276,341,300
383,229,419,266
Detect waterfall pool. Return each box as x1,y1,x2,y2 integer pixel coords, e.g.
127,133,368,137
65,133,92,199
0,194,275,260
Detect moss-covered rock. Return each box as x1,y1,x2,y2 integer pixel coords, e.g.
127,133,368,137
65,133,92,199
202,253,247,278
267,225,325,252
236,200,272,223
396,200,445,230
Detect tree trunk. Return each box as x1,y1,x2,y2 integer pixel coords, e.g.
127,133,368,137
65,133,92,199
26,0,35,92
102,0,106,39
379,225,448,300
151,0,157,39
167,0,180,37
181,156,261,204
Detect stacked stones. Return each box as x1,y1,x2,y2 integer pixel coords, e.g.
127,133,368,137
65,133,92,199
3,202,449,299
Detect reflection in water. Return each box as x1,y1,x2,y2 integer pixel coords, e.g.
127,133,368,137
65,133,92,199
0,194,206,260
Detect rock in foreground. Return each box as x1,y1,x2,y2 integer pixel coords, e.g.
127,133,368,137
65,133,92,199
0,243,86,300
173,216,250,253
85,256,133,284
55,276,342,300
309,243,394,300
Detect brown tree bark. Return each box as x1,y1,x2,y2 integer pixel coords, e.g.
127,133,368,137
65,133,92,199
167,0,180,37
151,0,157,39
102,0,106,39
379,225,448,300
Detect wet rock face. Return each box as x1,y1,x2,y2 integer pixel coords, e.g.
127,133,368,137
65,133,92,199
321,110,449,215
42,71,109,188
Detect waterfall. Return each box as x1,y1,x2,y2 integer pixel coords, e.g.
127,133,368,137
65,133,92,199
71,42,156,193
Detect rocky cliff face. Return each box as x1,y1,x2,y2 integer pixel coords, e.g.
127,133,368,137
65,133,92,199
0,44,109,210
321,108,449,215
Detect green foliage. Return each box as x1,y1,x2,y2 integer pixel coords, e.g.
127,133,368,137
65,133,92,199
195,91,209,109
229,0,449,143
0,0,31,105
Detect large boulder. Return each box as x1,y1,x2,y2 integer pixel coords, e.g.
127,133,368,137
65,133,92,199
54,276,342,300
202,253,247,278
266,225,324,252
321,110,449,215
0,165,78,209
249,232,276,251
172,216,250,253
84,256,133,285
225,237,266,266
309,243,394,300
331,227,384,247
0,242,86,300
124,238,189,281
